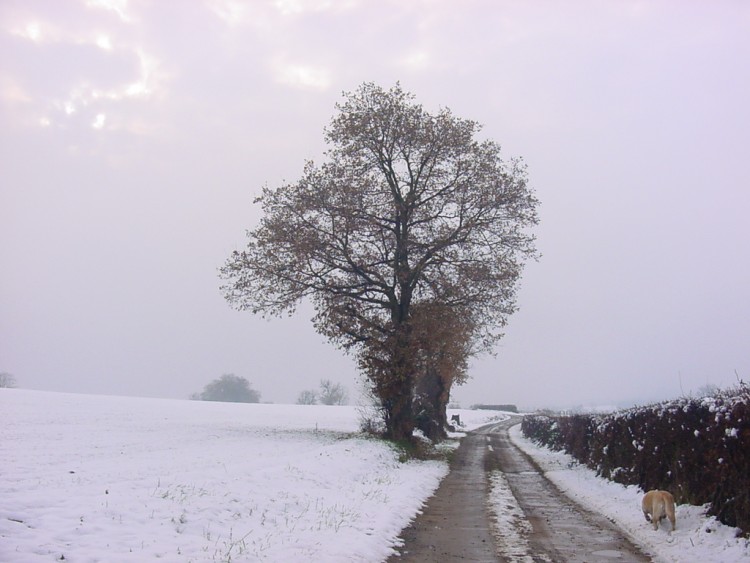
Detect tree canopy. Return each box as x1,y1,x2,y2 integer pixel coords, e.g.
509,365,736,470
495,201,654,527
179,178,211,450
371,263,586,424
221,83,539,440
193,374,261,404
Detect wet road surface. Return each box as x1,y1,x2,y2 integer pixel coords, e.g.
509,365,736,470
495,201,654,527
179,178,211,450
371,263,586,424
389,418,652,562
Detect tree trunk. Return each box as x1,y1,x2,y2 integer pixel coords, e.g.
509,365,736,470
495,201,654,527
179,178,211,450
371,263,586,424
384,377,415,442
381,324,416,442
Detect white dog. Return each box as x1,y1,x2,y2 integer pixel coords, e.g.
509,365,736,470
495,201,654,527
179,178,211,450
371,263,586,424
642,490,676,531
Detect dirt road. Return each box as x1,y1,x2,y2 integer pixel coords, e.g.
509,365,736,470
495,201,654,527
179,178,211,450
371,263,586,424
389,418,652,562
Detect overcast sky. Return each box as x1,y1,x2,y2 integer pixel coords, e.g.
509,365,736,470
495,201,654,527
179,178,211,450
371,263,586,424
2,0,748,410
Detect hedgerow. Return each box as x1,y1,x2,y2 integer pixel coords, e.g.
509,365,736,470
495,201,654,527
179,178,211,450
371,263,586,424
521,382,750,536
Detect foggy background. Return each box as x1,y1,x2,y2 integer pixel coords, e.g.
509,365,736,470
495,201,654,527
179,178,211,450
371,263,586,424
2,0,748,410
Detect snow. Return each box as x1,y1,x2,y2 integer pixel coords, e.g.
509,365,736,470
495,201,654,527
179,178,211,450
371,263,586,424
2,390,747,562
487,470,535,562
507,422,750,562
0,389,498,562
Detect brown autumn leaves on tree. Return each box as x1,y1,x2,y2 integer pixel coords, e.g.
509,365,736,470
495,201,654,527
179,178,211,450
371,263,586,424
221,83,539,442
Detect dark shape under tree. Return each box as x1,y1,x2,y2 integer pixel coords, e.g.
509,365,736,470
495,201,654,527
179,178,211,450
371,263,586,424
411,302,475,441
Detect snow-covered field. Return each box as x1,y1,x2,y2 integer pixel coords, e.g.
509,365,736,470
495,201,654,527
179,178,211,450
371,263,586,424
508,424,750,562
0,389,502,562
2,389,748,562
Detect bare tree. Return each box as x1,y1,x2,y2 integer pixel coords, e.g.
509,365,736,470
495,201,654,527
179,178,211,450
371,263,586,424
0,372,17,388
319,379,348,405
297,389,318,405
221,83,538,441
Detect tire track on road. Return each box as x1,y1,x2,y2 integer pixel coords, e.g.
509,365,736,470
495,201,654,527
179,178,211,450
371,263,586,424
389,431,499,562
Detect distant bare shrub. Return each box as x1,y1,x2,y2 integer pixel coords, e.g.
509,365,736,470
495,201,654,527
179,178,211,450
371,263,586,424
319,379,348,405
297,390,317,405
0,372,17,388
356,380,387,436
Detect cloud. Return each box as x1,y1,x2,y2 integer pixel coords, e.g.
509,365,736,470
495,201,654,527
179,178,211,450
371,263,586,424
8,15,115,53
272,0,359,16
208,0,358,23
70,48,166,103
96,34,113,50
0,74,32,104
8,20,65,44
274,61,331,90
92,112,106,129
19,21,42,42
85,0,132,23
206,0,260,26
121,49,164,99
14,38,165,132
1,1,167,131
398,50,431,71
44,47,167,135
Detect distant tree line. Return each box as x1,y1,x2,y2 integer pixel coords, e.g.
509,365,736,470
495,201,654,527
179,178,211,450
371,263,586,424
472,404,518,413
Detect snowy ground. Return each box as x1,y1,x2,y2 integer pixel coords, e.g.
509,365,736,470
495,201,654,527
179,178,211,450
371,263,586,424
508,423,750,562
0,389,501,562
2,390,747,562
